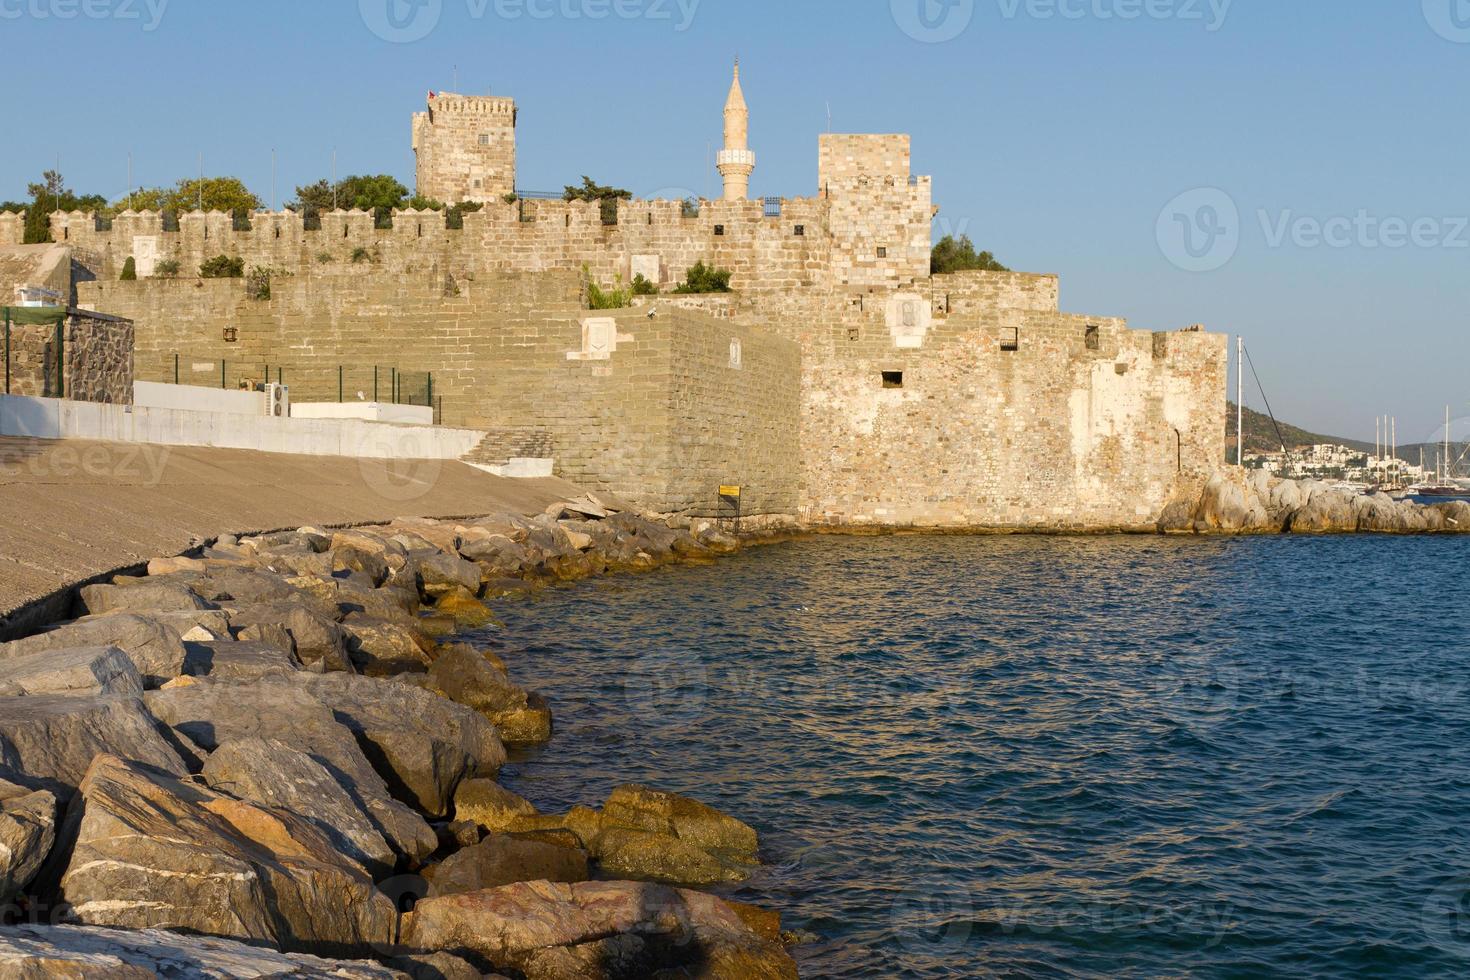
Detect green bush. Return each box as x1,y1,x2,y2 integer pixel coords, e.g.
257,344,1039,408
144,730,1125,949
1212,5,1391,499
120,256,137,281
199,255,244,279
247,266,272,301
351,247,372,264
316,251,334,264
632,274,659,296
587,273,632,310
931,235,1008,274
673,261,733,294
155,259,180,278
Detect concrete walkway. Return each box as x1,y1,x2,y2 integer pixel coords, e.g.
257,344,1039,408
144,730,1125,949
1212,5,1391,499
0,437,581,630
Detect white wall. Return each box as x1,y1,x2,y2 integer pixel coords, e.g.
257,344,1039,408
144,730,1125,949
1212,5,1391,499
292,401,435,425
134,381,264,416
0,394,486,461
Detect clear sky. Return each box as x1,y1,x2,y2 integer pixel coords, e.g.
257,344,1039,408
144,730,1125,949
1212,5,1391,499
5,0,1466,443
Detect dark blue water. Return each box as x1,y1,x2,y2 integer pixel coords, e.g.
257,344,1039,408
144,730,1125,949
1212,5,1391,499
482,535,1470,978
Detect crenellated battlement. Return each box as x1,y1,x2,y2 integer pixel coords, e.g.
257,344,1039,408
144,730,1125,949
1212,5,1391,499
427,93,517,116
0,211,24,246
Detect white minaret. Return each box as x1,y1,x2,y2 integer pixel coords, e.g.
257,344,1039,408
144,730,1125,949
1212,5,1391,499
717,59,755,201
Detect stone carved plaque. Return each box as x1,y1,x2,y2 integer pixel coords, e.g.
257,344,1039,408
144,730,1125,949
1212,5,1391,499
885,292,931,349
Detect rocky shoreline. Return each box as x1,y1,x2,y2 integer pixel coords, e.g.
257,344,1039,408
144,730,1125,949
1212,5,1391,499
0,494,802,979
1163,471,1470,535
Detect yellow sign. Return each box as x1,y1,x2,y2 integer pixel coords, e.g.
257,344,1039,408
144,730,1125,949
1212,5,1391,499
719,486,742,498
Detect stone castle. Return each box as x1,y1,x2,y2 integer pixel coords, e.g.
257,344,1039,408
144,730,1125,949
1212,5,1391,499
19,64,1227,529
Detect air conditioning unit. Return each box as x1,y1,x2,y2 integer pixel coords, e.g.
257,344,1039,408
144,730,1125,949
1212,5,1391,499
264,383,290,419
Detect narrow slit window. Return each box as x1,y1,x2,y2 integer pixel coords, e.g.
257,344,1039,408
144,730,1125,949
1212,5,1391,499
1085,324,1100,350
882,370,904,389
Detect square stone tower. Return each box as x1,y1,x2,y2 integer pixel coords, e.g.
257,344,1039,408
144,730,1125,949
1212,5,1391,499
819,133,934,287
412,92,517,204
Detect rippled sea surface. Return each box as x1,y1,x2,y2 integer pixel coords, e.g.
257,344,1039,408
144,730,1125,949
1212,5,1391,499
481,535,1470,979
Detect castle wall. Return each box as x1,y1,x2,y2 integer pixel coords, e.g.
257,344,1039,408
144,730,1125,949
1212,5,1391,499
413,94,517,204
0,213,23,247
798,303,1227,529
78,275,801,516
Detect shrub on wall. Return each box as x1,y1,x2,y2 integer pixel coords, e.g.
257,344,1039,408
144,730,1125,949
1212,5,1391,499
931,235,1008,274
587,277,633,310
154,259,180,278
632,274,659,296
120,257,137,281
351,247,372,264
199,255,244,279
673,261,733,294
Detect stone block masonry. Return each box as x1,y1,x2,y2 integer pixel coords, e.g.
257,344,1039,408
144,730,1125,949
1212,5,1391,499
0,213,23,247
4,310,133,404
413,93,517,204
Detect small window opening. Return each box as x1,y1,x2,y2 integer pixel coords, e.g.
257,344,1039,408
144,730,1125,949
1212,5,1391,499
274,227,281,240
1085,325,1100,350
417,222,423,237
876,246,888,258
344,226,349,239
881,371,904,389
1001,327,1019,352
794,225,805,237
714,224,725,237
478,133,491,146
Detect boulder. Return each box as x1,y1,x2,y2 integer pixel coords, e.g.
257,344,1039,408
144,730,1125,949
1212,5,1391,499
183,640,301,681
297,674,506,818
434,587,496,629
76,582,211,617
0,925,406,978
388,951,486,980
145,678,436,865
1288,488,1359,533
188,566,301,606
60,755,396,955
602,785,759,859
0,615,187,688
332,531,410,571
596,829,745,888
334,547,390,587
222,603,354,673
454,779,539,833
424,834,589,897
201,737,395,878
236,620,296,654
0,695,186,801
342,617,435,677
0,779,55,905
416,554,482,598
420,646,552,746
0,647,142,697
335,581,422,624
146,555,207,577
399,880,797,980
457,530,528,575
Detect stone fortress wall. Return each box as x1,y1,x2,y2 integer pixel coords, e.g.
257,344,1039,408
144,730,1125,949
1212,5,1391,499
0,212,23,247
60,74,1227,528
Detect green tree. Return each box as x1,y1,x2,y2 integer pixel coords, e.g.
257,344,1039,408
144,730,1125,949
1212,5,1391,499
199,255,244,278
15,171,107,243
673,261,733,294
334,175,410,212
122,177,261,216
562,176,631,203
931,234,1009,275
120,257,137,281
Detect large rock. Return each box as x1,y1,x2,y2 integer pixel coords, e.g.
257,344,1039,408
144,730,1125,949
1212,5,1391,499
59,755,397,955
418,646,552,746
0,779,56,904
1287,487,1360,533
0,615,187,688
0,925,406,978
201,737,396,878
0,695,186,800
183,640,301,681
188,566,302,606
416,554,482,598
425,834,588,897
0,647,142,697
602,786,759,859
76,581,211,617
222,603,354,673
400,880,797,980
145,678,436,865
342,617,435,677
297,674,506,818
454,779,538,833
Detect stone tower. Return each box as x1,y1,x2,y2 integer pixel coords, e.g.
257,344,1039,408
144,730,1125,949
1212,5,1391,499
716,61,755,202
412,92,517,204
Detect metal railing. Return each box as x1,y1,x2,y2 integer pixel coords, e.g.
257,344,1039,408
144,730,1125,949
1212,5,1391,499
161,353,434,410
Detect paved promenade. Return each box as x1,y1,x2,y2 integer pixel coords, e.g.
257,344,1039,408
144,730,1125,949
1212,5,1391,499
0,437,579,626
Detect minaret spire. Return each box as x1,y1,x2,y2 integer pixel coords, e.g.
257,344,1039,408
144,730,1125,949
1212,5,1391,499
717,59,755,202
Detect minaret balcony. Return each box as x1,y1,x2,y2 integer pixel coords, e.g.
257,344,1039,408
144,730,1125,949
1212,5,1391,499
717,148,757,168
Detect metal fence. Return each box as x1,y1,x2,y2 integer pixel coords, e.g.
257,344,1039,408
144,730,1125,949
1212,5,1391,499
160,353,436,412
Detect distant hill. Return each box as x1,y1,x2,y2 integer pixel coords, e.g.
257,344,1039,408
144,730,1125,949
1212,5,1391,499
1226,403,1372,455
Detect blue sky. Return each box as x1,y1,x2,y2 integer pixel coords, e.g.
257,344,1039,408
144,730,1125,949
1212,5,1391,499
4,0,1466,442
